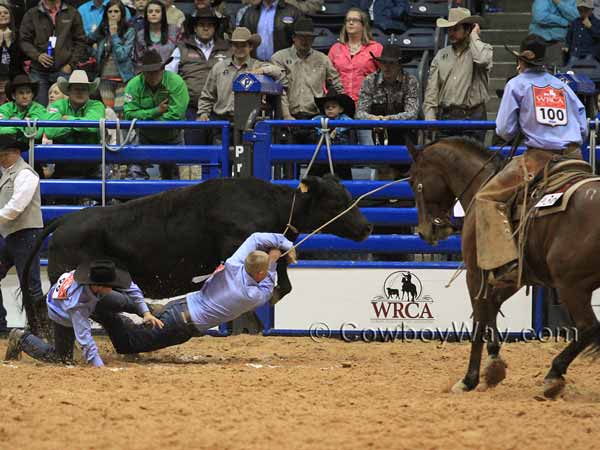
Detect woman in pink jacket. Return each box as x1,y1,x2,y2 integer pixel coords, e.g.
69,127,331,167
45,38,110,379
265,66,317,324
328,7,382,145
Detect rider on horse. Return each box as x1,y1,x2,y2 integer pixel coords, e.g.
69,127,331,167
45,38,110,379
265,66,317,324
475,35,588,287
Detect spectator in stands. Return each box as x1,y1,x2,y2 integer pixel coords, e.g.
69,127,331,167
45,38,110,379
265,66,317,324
235,0,261,27
19,0,87,106
0,75,47,142
328,7,382,145
78,0,129,35
161,0,184,27
566,0,600,61
167,8,230,145
134,0,181,71
48,82,66,105
0,3,24,105
124,49,189,179
44,70,106,179
239,0,302,61
530,0,578,66
356,45,418,141
0,134,44,326
197,27,283,124
351,0,408,34
130,0,148,30
89,0,135,117
272,17,344,144
423,7,491,141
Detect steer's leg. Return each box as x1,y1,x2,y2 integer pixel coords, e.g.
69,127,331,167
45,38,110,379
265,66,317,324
272,259,292,304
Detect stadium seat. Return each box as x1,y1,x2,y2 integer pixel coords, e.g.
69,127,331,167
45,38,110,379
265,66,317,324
563,55,600,83
371,27,389,46
392,27,435,52
407,0,448,27
313,27,338,53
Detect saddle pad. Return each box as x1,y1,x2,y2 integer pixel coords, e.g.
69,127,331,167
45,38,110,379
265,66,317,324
535,177,600,218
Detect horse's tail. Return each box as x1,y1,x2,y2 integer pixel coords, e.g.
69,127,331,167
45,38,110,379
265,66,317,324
21,217,65,333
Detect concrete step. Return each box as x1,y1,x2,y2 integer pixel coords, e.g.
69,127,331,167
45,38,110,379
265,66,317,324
493,44,519,63
486,96,501,114
484,12,531,29
491,0,532,13
481,29,529,45
490,77,508,92
491,61,518,78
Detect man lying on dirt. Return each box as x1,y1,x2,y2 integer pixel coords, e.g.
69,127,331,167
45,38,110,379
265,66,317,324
6,232,295,365
4,260,162,366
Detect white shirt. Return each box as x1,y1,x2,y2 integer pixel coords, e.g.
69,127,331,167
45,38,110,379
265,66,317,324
0,165,39,223
167,38,215,74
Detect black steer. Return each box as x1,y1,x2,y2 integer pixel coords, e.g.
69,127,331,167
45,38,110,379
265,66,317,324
22,175,372,335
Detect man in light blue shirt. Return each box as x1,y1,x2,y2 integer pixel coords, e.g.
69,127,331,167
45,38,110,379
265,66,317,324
530,0,579,42
95,233,296,354
5,260,162,366
256,0,278,60
474,35,588,287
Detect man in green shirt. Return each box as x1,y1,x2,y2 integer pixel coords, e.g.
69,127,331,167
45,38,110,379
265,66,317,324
124,49,190,180
45,70,106,180
0,75,48,142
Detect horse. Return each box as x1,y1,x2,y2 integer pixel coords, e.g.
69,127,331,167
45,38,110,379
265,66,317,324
407,137,600,398
401,274,417,302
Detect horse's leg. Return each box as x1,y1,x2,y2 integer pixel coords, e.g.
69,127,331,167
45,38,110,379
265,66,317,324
481,286,517,388
543,287,597,398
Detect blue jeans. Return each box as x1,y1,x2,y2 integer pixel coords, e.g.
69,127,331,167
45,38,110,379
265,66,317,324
0,228,43,300
20,321,76,363
29,69,69,107
100,299,197,354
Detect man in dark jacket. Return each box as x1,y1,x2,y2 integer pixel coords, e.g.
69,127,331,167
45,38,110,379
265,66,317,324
351,0,408,33
240,0,302,61
167,8,230,145
19,0,87,106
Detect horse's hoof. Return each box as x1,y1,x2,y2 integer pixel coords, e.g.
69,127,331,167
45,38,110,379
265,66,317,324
450,380,470,394
483,357,507,387
543,377,566,399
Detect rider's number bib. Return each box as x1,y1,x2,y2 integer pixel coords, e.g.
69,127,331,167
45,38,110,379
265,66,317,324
533,86,568,127
52,272,75,300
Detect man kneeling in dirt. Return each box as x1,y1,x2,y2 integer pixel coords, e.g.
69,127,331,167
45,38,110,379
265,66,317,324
5,260,162,366
6,233,295,363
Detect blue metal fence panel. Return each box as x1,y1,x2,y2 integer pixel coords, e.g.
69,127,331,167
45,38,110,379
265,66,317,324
294,234,461,253
272,180,414,199
41,180,196,197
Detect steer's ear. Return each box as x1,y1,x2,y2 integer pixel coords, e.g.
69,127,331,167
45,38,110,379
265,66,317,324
407,140,421,162
299,176,323,196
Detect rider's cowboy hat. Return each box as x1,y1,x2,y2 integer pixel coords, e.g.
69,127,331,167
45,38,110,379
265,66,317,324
228,27,261,48
371,44,412,64
5,74,39,102
74,259,132,289
139,49,173,72
505,35,547,66
436,7,483,28
57,70,100,95
314,90,356,118
0,134,27,153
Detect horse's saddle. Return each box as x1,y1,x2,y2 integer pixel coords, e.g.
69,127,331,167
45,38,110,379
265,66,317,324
512,157,600,221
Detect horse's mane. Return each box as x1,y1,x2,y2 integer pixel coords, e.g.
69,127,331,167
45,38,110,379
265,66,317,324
428,136,505,172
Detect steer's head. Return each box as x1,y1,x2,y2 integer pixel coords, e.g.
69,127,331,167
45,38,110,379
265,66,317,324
297,175,372,241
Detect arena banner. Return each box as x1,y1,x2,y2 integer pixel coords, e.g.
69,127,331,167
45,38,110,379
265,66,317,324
274,268,534,336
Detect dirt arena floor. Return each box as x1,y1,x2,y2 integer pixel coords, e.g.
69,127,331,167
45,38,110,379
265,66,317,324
1,335,600,450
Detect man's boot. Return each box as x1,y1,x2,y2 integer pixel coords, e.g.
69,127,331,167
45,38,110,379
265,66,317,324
488,260,519,288
5,329,25,361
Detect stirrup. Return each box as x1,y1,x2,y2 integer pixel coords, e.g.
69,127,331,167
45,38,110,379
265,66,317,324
488,261,519,287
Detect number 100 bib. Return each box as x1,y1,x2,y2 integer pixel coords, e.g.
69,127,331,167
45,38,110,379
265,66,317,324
533,85,568,127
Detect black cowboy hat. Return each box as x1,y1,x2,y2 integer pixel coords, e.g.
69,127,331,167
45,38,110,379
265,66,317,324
505,35,547,66
293,16,317,37
0,134,27,153
371,45,412,64
5,74,39,102
186,7,225,33
315,91,355,118
140,49,173,72
74,259,132,289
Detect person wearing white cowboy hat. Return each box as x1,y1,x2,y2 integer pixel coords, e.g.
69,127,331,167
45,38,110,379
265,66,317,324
566,0,600,61
124,48,190,180
423,7,492,141
44,70,106,179
472,34,587,287
197,27,284,123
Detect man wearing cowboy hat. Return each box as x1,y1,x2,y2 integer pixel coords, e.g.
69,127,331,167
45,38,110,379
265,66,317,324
197,27,283,124
272,16,344,136
473,35,587,287
423,7,492,140
5,259,163,366
44,70,106,180
0,134,44,334
566,0,600,61
166,8,231,145
356,45,419,134
124,49,189,179
0,74,48,141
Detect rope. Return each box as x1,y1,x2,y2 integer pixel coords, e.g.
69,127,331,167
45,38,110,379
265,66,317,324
98,118,138,206
280,177,409,258
23,118,38,168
